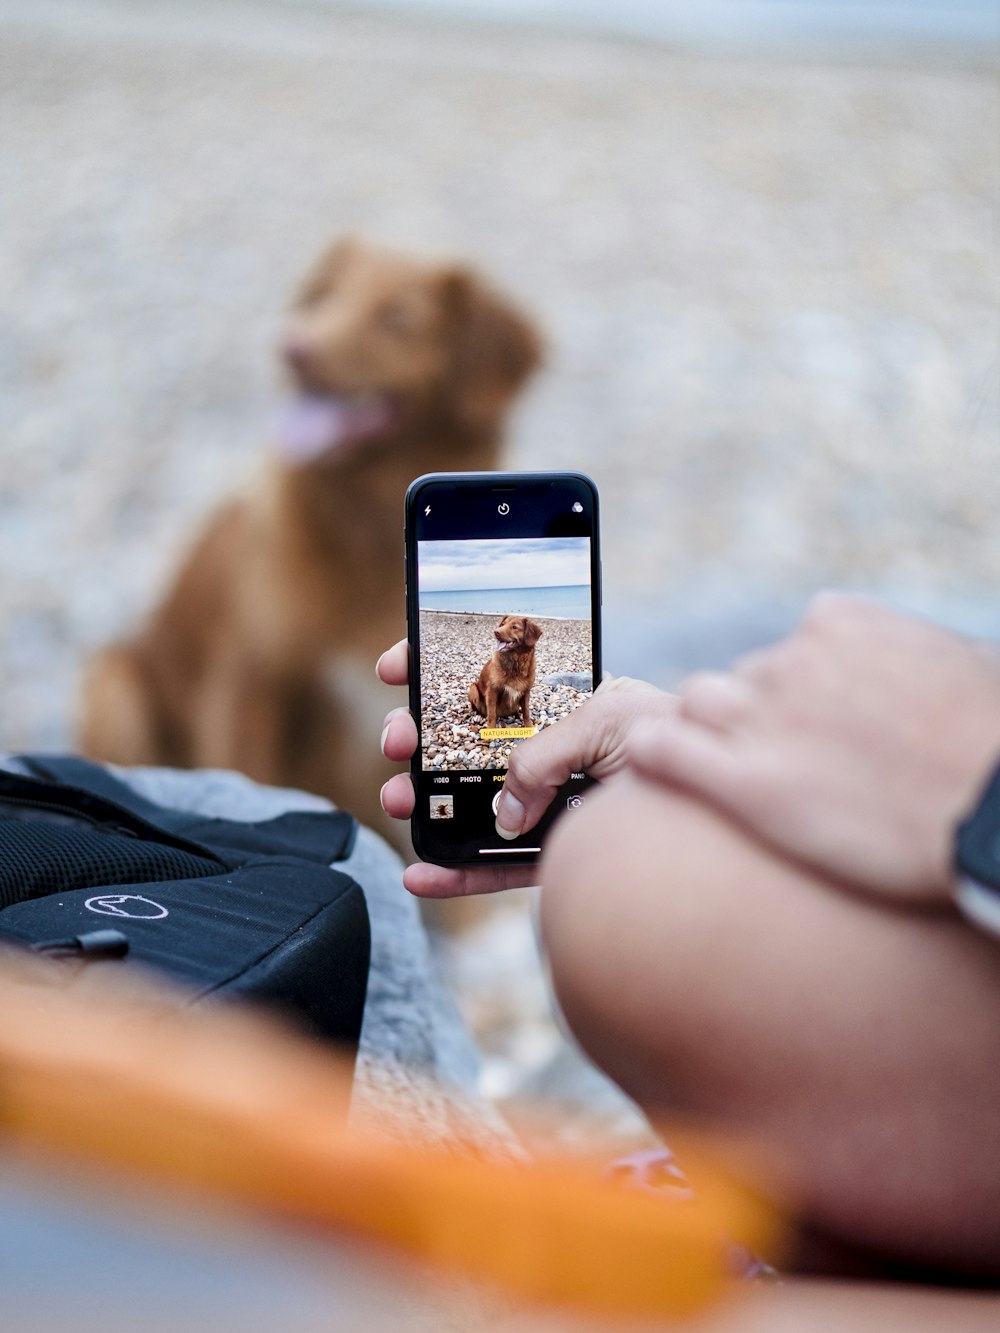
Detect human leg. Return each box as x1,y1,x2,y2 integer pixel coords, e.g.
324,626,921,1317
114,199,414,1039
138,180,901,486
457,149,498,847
539,773,1000,1277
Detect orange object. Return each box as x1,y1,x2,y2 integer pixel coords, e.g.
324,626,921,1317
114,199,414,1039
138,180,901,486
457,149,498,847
0,954,782,1319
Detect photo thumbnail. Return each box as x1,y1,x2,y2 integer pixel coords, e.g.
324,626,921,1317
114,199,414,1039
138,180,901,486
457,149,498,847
417,537,594,772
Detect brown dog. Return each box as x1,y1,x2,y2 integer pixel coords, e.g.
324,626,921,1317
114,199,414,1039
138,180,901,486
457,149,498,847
79,238,542,845
468,616,543,730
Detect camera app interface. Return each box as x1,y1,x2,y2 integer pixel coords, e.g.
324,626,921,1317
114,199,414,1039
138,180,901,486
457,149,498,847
411,477,599,856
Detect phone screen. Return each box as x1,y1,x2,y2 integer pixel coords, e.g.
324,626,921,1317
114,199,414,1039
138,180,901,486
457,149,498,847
405,472,601,865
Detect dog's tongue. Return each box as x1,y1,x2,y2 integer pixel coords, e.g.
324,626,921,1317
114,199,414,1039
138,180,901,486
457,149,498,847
276,394,393,463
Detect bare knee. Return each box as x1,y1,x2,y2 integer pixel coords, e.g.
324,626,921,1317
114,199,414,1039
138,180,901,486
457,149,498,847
539,772,1000,1276
539,774,771,1109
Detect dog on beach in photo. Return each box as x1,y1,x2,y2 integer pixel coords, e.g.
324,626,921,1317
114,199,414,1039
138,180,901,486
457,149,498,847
78,237,542,846
468,616,543,730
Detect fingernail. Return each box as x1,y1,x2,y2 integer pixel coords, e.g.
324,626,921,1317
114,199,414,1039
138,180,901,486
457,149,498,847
380,708,402,753
378,781,390,812
495,790,524,840
375,652,384,679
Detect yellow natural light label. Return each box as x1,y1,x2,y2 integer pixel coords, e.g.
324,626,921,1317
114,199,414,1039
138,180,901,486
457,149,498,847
480,726,536,740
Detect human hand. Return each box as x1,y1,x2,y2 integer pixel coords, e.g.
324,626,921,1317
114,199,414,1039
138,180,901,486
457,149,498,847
628,594,1000,904
376,638,673,897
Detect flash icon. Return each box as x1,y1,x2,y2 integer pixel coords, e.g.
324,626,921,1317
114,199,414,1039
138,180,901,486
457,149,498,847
424,505,431,516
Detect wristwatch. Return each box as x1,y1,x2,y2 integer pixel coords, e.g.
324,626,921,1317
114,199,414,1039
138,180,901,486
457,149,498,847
955,758,1000,939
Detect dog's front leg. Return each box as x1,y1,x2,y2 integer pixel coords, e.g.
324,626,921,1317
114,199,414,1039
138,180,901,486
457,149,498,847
485,688,500,728
194,652,290,783
521,689,532,729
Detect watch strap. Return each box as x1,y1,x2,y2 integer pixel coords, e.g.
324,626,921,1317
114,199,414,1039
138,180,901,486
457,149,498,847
955,877,1000,941
954,756,1000,939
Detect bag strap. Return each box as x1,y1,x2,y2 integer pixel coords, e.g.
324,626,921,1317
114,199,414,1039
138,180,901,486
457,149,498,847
17,755,179,817
14,756,357,866
1,762,231,865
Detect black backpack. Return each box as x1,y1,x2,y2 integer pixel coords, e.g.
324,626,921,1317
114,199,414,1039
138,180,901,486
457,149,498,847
0,756,370,1052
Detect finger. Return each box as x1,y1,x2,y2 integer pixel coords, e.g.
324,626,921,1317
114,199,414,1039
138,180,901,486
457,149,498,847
626,715,747,811
731,646,778,685
402,859,537,899
496,683,674,839
677,670,753,731
379,772,415,820
802,588,878,634
496,701,619,839
596,674,665,699
375,639,409,687
380,708,418,761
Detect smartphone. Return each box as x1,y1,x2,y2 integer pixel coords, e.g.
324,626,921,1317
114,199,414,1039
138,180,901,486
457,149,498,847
404,471,602,866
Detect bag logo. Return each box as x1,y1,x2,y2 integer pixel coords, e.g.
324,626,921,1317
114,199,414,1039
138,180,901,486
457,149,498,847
84,894,169,920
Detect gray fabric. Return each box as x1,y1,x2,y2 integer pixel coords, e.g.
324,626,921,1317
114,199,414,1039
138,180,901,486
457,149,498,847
97,763,481,1087
0,757,516,1151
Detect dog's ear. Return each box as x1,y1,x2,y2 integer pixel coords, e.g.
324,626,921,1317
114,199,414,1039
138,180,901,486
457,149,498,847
524,619,543,647
294,235,363,307
442,268,544,430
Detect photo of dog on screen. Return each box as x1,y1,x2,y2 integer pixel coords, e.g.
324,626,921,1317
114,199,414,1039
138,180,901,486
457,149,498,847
468,614,544,730
417,538,593,772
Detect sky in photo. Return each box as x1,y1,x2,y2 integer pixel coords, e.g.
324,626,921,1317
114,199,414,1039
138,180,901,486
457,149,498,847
418,537,590,592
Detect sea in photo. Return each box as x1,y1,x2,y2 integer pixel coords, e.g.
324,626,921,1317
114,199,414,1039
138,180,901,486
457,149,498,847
420,584,591,618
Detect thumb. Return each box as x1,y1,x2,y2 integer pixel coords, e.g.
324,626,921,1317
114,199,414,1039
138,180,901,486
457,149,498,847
495,736,577,840
494,693,627,839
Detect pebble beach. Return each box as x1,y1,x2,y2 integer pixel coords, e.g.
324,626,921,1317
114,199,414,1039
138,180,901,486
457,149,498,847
1,2,996,758
1,0,996,1158
419,611,592,770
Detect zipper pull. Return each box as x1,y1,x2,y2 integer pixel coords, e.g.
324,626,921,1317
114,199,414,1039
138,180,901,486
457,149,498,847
31,929,130,960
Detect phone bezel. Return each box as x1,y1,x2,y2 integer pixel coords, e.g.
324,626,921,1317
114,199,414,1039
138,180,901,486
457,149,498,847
404,470,602,866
